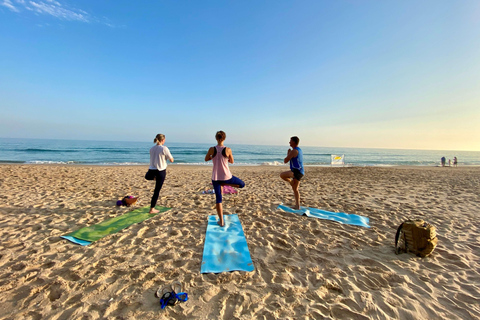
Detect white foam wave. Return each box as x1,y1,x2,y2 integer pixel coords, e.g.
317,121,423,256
27,160,75,164
261,161,284,166
174,162,212,166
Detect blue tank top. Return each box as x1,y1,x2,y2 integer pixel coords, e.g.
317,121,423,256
290,147,304,175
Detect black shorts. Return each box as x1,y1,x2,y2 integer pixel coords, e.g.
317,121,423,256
292,169,304,181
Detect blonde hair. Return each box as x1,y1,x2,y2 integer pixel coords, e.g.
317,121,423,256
154,134,165,143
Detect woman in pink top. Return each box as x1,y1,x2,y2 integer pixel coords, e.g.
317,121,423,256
205,131,245,227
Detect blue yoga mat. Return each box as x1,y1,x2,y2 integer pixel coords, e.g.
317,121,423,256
201,214,255,274
61,235,92,246
277,204,370,228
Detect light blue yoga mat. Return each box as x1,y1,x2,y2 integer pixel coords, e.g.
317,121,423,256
277,204,370,228
61,235,92,246
201,214,255,274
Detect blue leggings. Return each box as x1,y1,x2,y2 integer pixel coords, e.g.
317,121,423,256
212,176,245,203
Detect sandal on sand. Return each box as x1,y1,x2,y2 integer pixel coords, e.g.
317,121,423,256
155,281,188,309
171,280,188,303
157,284,178,309
160,291,178,309
171,280,182,294
155,284,171,299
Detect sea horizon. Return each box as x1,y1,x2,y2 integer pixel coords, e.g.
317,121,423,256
1,136,479,153
1,137,479,167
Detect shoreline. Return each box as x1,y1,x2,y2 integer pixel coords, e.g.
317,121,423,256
0,162,478,169
0,164,479,319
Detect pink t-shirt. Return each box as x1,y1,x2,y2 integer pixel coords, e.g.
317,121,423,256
211,146,232,181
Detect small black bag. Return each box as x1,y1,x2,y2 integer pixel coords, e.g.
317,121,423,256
145,169,156,181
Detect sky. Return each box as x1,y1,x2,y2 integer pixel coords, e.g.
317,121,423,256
1,1,479,151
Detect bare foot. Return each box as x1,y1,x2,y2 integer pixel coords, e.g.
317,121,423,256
149,208,159,214
217,220,225,227
292,205,300,210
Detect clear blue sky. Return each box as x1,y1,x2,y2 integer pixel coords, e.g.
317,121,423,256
1,1,479,151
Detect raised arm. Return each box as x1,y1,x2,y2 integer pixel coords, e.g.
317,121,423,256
165,147,174,163
205,147,215,162
284,148,298,164
226,147,234,164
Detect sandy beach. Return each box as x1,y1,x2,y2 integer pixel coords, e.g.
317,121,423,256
0,164,479,319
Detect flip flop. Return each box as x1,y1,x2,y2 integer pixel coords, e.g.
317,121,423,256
155,284,171,299
157,284,178,309
160,291,178,309
171,280,182,294
171,280,188,303
155,281,188,309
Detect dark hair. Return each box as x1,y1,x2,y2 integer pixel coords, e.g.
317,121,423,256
154,134,165,143
291,136,300,145
215,131,226,142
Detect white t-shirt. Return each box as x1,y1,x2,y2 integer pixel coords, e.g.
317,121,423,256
149,145,173,170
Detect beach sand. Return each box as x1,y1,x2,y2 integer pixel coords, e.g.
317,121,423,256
0,164,479,319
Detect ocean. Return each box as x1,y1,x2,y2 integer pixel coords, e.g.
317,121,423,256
0,138,478,167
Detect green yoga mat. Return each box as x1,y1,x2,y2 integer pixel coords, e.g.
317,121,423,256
62,206,171,245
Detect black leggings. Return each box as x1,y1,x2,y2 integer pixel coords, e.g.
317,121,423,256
150,169,166,208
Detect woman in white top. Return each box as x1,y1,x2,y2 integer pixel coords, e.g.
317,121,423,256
146,134,174,213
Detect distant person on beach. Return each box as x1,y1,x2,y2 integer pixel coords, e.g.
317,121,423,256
146,134,174,214
453,156,458,167
205,131,245,227
441,156,446,167
280,136,304,210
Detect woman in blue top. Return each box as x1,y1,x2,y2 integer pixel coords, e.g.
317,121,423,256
280,136,304,209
